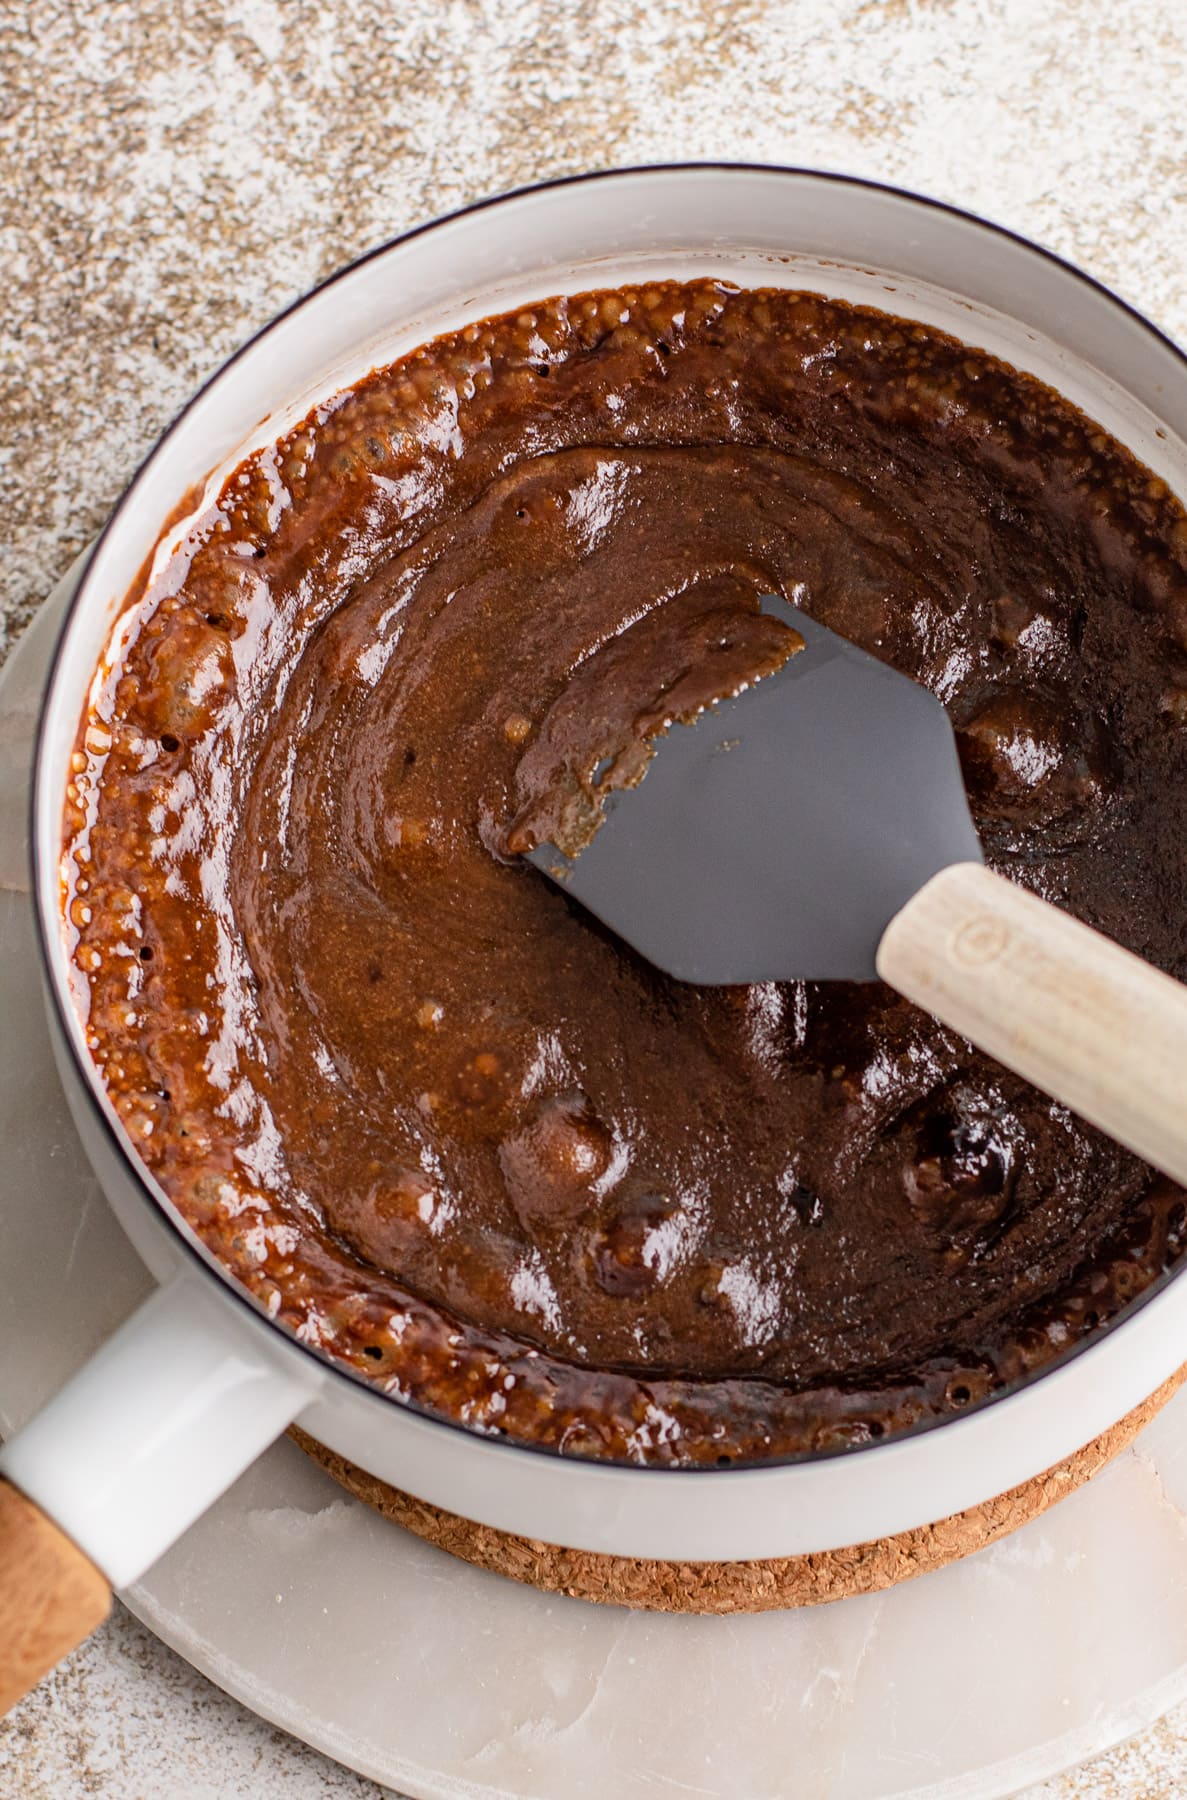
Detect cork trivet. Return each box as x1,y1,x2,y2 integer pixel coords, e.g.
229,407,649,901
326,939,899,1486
291,1367,1186,1614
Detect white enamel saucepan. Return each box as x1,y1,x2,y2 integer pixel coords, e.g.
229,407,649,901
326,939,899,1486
5,165,1187,1712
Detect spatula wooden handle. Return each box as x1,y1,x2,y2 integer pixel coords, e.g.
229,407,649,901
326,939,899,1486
877,861,1187,1187
0,1476,111,1715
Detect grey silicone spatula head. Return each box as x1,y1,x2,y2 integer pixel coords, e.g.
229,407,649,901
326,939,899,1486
527,596,983,983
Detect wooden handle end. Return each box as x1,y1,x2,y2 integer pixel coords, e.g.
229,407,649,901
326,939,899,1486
0,1474,111,1716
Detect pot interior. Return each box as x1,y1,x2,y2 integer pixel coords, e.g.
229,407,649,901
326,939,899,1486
33,169,1187,1508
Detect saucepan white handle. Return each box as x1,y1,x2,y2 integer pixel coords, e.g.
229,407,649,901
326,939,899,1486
0,1275,319,1715
878,861,1187,1186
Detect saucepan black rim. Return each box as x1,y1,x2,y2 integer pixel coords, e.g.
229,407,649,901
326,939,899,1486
30,161,1187,1480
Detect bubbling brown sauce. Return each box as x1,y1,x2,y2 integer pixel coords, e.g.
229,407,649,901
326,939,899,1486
65,281,1187,1465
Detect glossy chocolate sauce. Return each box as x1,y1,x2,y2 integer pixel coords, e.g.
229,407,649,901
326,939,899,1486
65,281,1187,1464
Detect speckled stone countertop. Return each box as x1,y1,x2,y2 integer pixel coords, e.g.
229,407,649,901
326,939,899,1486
3,1,1187,1794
